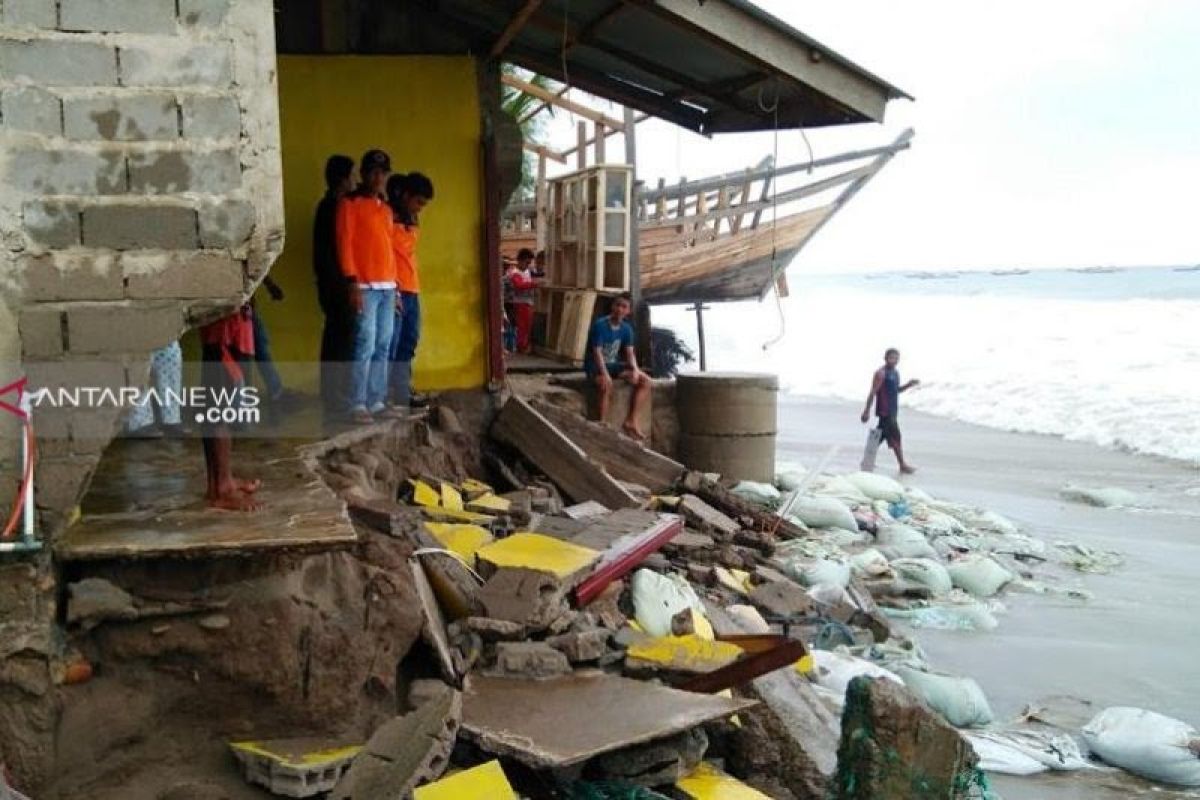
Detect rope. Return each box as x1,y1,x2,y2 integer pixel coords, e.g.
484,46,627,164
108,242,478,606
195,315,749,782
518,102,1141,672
757,80,787,351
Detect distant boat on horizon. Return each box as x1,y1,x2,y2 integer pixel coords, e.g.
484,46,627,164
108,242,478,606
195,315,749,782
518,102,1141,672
904,271,961,280
990,269,1030,276
1172,264,1200,273
1070,266,1123,274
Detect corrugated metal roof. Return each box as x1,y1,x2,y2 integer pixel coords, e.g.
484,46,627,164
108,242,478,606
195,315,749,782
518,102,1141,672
430,0,910,134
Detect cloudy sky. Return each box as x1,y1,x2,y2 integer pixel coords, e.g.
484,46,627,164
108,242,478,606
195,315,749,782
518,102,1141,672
541,1,1200,272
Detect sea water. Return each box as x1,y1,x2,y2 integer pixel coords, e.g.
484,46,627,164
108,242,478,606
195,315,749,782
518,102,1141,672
656,265,1200,464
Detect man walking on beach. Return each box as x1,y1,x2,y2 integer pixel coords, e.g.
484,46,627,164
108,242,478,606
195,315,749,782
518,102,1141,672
860,347,920,474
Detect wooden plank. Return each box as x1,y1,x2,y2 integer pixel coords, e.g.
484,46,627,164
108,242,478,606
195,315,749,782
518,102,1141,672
525,142,566,164
501,74,625,131
731,168,753,234
561,112,648,159
490,0,544,58
576,120,587,169
680,471,808,540
491,396,641,509
531,399,686,491
593,121,606,163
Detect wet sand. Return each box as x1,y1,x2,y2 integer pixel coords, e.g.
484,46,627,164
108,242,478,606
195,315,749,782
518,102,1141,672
777,397,1200,799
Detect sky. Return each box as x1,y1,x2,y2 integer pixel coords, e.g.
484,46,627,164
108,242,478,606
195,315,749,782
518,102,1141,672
537,1,1200,273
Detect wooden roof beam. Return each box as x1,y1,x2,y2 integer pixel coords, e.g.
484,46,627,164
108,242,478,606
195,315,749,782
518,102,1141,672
561,111,649,158
525,142,567,165
501,73,625,131
490,0,545,59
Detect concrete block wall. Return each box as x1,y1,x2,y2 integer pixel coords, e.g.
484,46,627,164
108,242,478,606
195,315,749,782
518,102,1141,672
0,0,284,533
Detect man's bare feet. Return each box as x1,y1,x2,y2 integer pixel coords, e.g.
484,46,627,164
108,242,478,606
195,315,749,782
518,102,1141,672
621,421,646,442
235,477,262,493
350,408,374,425
900,464,917,475
208,489,262,512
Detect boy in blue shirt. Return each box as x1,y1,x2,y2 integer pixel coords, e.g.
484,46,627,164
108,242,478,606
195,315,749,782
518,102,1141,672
586,293,651,440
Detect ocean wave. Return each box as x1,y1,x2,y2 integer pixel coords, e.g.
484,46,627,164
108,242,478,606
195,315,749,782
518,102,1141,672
659,281,1200,465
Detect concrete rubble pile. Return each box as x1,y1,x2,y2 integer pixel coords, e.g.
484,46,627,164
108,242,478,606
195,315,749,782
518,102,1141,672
294,394,996,800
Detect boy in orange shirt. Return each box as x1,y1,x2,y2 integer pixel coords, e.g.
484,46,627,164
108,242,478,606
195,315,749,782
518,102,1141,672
386,172,434,409
336,150,397,423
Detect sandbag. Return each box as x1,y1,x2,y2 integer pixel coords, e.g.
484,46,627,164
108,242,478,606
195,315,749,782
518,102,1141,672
789,557,851,589
631,569,704,638
731,480,781,508
775,462,808,492
947,555,1013,597
807,650,902,700
850,548,891,578
1060,484,1141,508
895,666,995,728
813,527,872,547
889,558,953,595
965,730,1092,774
844,471,906,502
811,475,871,505
790,495,858,532
1081,707,1200,786
876,525,937,560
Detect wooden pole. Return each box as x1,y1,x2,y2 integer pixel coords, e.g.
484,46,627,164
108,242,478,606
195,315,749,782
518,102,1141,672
691,303,709,371
625,105,650,371
594,121,606,164
576,120,587,170
535,152,548,251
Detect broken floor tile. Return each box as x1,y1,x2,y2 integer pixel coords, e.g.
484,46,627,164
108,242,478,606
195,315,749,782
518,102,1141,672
412,760,516,800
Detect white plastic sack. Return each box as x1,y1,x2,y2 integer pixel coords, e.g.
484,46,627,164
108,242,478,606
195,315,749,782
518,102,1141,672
947,555,1013,597
790,495,859,532
790,557,852,589
812,475,871,505
876,525,938,560
965,730,1092,775
732,480,782,508
845,471,906,503
813,527,872,547
808,650,902,700
1060,484,1141,509
775,462,808,492
1081,707,1200,786
850,548,892,578
896,666,995,728
890,558,953,595
631,568,704,638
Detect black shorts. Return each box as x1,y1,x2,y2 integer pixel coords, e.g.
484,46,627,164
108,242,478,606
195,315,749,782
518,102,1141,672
878,415,901,448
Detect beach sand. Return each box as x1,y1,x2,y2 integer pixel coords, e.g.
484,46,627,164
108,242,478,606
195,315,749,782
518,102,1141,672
778,396,1200,799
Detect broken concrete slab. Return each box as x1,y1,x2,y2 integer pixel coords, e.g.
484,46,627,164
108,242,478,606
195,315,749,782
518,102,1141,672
546,629,610,663
458,617,526,642
563,500,610,519
330,684,461,800
530,398,685,492
592,727,708,787
476,532,599,582
66,578,135,627
491,396,641,508
411,558,460,686
490,641,572,678
831,677,979,800
678,494,740,537
479,566,571,630
747,581,813,619
461,672,755,769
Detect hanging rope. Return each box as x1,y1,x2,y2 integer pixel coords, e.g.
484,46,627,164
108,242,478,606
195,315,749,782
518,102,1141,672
757,80,787,351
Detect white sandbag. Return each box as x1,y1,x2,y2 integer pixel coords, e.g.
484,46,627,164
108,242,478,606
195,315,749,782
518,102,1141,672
732,480,782,507
850,548,892,578
895,666,995,728
1060,484,1142,508
905,486,935,504
775,461,808,492
808,650,902,699
631,568,704,638
791,557,852,589
790,495,859,532
812,475,871,505
947,555,1013,597
807,583,852,609
876,525,938,560
1081,707,1200,786
974,510,1019,535
889,558,953,595
909,505,966,536
813,527,872,547
965,730,1092,774
844,471,906,502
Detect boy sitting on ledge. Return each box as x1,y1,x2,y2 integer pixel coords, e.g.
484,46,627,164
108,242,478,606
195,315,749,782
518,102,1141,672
585,292,651,441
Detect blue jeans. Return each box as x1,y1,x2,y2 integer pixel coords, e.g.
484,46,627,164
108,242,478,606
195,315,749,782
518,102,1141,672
350,287,396,412
389,292,421,404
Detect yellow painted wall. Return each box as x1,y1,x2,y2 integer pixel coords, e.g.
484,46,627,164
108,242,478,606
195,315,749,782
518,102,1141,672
268,56,486,391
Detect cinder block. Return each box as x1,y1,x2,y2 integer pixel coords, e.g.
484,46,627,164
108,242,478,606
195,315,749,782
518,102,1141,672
198,200,255,249
128,149,241,194
120,44,233,87
124,253,244,299
179,0,230,27
1,87,62,135
2,149,126,195
21,253,124,302
1,0,57,28
60,0,175,33
23,203,81,249
34,456,99,514
81,205,198,250
63,94,179,141
67,303,183,353
180,94,240,139
0,40,117,86
70,407,122,454
19,307,64,358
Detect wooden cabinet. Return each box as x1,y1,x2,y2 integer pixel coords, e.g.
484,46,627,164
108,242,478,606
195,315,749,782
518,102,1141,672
547,165,632,292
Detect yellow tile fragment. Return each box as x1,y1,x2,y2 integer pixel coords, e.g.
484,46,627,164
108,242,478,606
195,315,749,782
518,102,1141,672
409,479,440,508
414,760,516,800
713,566,752,595
677,762,771,799
440,482,464,510
475,532,599,579
465,493,511,513
459,478,494,499
228,740,361,769
424,523,494,562
690,608,715,641
625,634,743,673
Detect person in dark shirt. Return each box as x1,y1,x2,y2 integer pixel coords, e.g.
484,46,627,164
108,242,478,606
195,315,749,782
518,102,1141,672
313,154,355,419
860,347,920,473
585,292,650,440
